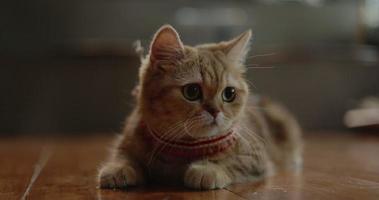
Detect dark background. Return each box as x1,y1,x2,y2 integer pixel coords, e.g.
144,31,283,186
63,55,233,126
1,0,378,134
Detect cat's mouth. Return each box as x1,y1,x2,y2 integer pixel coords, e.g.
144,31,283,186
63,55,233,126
192,122,227,138
183,113,229,138
199,119,218,129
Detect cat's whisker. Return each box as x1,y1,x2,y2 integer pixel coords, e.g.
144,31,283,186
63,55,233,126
149,122,183,145
234,123,267,159
243,133,266,162
149,120,194,165
246,52,277,60
241,127,269,165
147,114,203,166
239,124,267,145
237,132,266,167
246,66,276,69
147,131,181,168
146,120,187,167
148,120,182,140
154,115,205,163
247,105,269,111
183,115,207,138
236,133,265,166
184,119,205,137
161,126,190,158
245,79,257,89
183,120,196,139
243,62,276,69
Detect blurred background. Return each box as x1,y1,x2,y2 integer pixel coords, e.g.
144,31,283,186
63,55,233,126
0,0,378,135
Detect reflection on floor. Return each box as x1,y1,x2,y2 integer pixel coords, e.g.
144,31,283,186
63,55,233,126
1,132,379,200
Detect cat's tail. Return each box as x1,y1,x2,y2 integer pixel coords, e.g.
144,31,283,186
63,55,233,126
257,96,303,170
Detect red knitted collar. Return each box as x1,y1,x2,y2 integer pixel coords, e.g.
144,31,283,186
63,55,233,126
141,122,237,160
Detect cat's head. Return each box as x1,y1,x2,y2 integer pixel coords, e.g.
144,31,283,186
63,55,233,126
138,25,251,139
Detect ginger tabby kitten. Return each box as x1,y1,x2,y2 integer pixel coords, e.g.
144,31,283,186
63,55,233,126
98,25,302,190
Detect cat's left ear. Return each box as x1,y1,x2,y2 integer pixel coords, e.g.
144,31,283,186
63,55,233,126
224,30,252,66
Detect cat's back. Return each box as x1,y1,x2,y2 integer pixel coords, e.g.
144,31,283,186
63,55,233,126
243,95,303,170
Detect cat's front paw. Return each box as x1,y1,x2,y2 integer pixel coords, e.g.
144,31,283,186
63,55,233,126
184,162,232,190
98,162,143,189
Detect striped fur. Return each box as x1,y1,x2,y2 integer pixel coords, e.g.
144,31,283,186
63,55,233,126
98,25,302,190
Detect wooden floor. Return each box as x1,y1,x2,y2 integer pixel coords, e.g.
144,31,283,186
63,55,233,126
1,132,379,200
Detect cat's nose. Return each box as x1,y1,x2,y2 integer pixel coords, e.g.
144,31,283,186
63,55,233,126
203,104,220,118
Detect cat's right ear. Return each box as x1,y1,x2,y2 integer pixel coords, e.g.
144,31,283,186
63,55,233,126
149,25,184,68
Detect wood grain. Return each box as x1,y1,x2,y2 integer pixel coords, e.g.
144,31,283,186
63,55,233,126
1,132,379,200
0,138,43,199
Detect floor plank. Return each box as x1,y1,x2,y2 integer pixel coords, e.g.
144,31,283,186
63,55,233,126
0,138,43,199
26,136,244,200
98,187,245,200
1,132,379,199
26,137,110,199
226,133,379,200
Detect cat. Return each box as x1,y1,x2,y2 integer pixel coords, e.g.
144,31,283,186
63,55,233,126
98,25,302,190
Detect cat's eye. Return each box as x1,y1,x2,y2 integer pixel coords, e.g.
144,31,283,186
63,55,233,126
182,83,202,101
222,87,236,102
